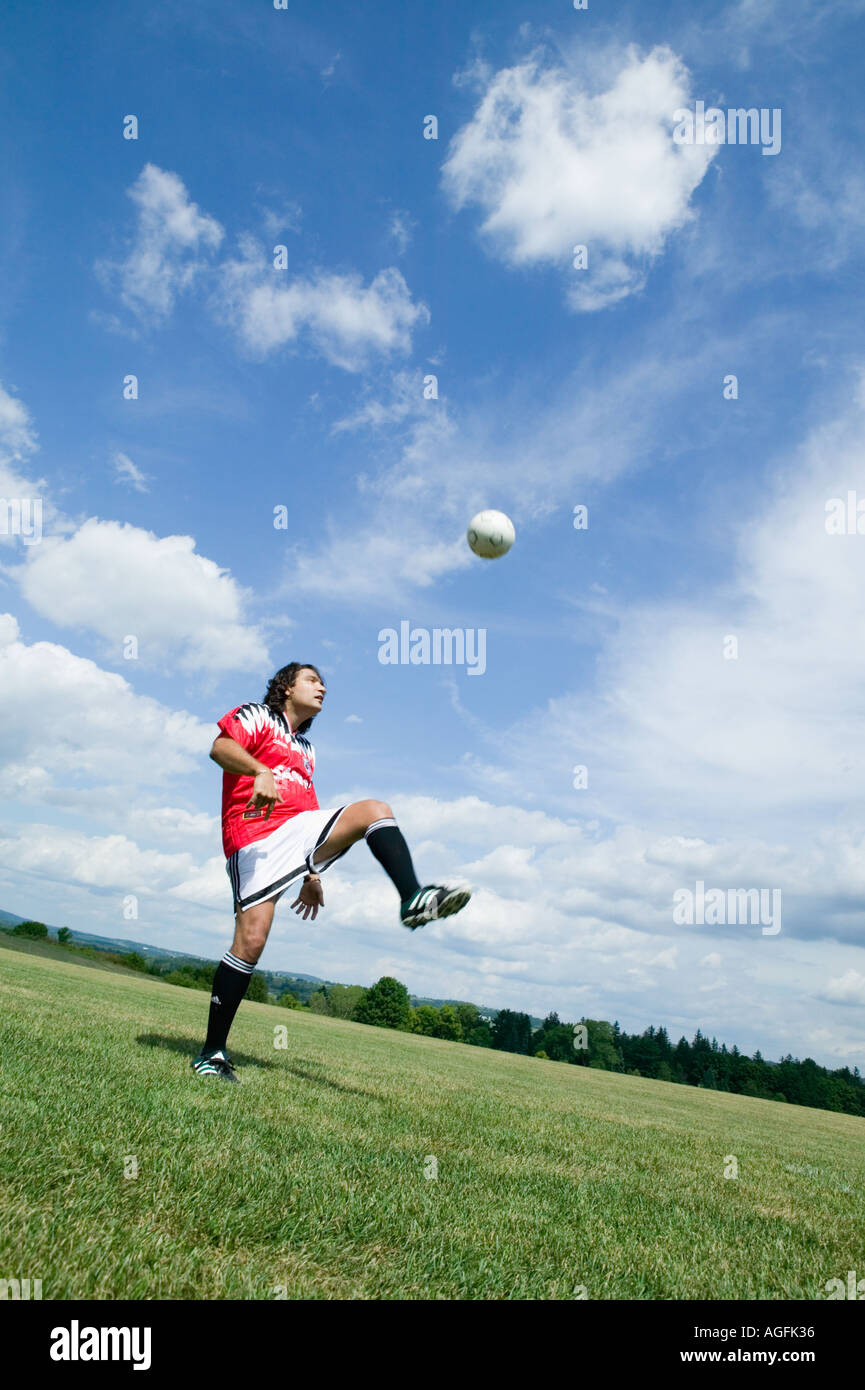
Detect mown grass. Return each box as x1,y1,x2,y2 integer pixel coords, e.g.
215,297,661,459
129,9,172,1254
1,941,863,1300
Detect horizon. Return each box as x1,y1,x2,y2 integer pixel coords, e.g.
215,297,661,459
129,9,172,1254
1,0,864,1073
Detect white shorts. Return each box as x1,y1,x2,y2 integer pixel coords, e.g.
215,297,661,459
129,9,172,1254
226,805,350,911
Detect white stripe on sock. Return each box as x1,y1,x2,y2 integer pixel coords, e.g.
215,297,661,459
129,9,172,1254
222,951,255,975
365,817,397,838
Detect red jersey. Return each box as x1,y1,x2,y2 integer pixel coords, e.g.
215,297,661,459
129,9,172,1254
216,702,319,858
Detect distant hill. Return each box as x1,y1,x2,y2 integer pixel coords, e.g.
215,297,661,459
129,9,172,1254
0,907,529,1023
0,907,28,927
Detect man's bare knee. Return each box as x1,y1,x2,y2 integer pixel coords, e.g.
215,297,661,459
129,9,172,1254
364,799,393,824
233,906,271,962
237,934,266,964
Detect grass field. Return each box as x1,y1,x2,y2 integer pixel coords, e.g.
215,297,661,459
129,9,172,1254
2,939,863,1300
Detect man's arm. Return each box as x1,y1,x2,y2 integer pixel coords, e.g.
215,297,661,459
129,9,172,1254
210,735,281,818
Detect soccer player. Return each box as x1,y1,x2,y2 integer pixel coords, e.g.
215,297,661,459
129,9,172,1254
191,662,471,1081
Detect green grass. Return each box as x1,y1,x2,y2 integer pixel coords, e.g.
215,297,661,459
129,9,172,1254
2,941,863,1300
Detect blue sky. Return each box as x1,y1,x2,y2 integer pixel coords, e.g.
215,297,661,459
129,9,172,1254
2,0,865,1067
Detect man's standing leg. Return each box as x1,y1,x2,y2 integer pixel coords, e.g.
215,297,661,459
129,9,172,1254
192,899,276,1081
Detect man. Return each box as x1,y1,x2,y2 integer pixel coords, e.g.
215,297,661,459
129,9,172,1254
192,662,471,1081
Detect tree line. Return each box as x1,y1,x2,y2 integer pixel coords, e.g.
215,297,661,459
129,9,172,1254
6,922,862,1117
303,979,865,1118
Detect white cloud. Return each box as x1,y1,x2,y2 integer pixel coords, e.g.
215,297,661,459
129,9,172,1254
112,451,150,493
388,210,414,255
0,823,200,896
0,383,41,509
289,340,715,603
17,519,268,674
289,524,469,603
818,970,865,1006
0,383,66,548
442,46,716,310
255,195,303,241
97,164,224,324
0,615,208,798
0,381,38,457
215,236,429,370
726,0,865,44
547,375,865,830
331,369,438,435
1,728,863,1065
125,806,219,846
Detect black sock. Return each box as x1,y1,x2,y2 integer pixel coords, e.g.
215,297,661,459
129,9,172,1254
204,951,255,1053
364,818,421,902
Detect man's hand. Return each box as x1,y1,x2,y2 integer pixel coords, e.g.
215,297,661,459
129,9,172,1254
245,768,281,819
290,875,324,921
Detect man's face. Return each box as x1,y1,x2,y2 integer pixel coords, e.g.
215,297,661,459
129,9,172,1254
289,668,326,718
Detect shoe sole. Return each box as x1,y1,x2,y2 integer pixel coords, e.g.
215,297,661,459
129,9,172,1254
403,887,471,930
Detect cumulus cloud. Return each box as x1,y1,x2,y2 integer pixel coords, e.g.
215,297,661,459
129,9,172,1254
0,614,208,797
442,46,716,310
215,235,429,369
17,519,268,674
125,806,219,846
819,970,865,1006
97,163,224,323
96,169,428,366
0,823,201,896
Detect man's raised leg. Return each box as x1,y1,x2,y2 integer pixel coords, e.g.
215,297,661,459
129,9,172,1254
312,799,470,929
312,800,421,901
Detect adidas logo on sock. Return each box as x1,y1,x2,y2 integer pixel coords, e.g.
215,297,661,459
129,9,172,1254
211,995,221,1005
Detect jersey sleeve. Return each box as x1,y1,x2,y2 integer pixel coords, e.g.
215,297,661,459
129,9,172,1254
216,704,268,755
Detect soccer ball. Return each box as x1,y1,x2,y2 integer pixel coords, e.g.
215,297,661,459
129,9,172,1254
467,509,515,559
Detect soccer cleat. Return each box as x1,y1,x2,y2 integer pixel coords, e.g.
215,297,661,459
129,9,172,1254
400,883,471,930
191,1048,239,1082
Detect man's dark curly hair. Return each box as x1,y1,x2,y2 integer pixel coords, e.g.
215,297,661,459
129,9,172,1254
263,662,324,735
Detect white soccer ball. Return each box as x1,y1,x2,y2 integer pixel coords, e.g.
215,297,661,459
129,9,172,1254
467,509,515,559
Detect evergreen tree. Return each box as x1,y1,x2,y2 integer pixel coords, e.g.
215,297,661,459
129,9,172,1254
491,1009,532,1055
454,1002,480,1035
